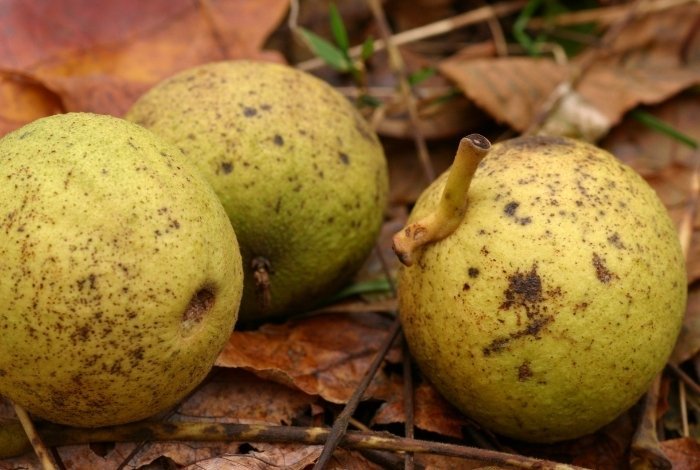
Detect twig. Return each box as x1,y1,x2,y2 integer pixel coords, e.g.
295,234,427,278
374,245,414,470
365,0,435,183
678,149,700,258
295,1,527,71
313,316,403,469
668,362,700,395
12,403,58,470
348,415,413,470
402,339,415,470
3,421,585,469
527,0,695,28
629,374,672,469
485,6,509,57
680,380,689,437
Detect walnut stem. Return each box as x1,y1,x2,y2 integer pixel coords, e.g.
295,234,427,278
392,134,491,267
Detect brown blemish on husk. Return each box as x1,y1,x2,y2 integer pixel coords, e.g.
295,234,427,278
484,265,556,356
592,253,617,283
518,361,533,381
503,201,532,226
183,288,215,324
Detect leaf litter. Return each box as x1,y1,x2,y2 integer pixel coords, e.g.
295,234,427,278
2,0,700,469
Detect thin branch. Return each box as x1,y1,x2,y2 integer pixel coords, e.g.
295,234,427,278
680,380,689,437
365,0,435,183
374,245,414,470
678,149,700,259
629,374,671,469
12,403,59,470
5,421,586,469
402,338,415,470
527,0,694,28
313,316,403,469
668,362,700,395
295,1,528,71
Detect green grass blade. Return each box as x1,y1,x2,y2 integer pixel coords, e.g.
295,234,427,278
298,27,350,72
630,110,698,149
329,3,350,53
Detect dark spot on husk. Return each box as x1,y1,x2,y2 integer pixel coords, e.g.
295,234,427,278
339,152,350,165
503,201,532,225
468,267,480,278
518,362,533,381
593,253,617,283
501,266,542,307
504,201,519,216
183,288,215,324
463,283,470,291
220,161,233,174
484,265,556,356
607,232,626,249
243,106,257,117
273,134,284,146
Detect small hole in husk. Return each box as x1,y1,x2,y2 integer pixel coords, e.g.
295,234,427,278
183,287,215,324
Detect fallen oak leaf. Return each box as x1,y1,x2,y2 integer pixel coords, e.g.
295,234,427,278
175,368,318,426
183,444,383,470
184,443,323,470
216,313,402,404
659,437,700,470
439,3,700,139
0,72,64,136
373,381,472,439
0,0,289,135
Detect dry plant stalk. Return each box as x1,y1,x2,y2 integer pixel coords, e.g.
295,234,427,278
0,420,587,469
295,1,528,71
365,0,435,182
12,402,58,470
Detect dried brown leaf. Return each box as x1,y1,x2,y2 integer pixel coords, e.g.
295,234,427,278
439,4,700,137
0,439,244,470
511,409,635,470
216,313,402,403
175,368,317,426
184,444,321,470
386,138,461,206
183,444,382,470
439,57,568,133
0,370,320,468
373,382,470,439
415,454,505,470
0,0,289,135
660,437,700,470
375,94,483,140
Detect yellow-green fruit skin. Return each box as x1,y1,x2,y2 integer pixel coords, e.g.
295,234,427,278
126,61,388,321
0,113,243,427
398,136,687,443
